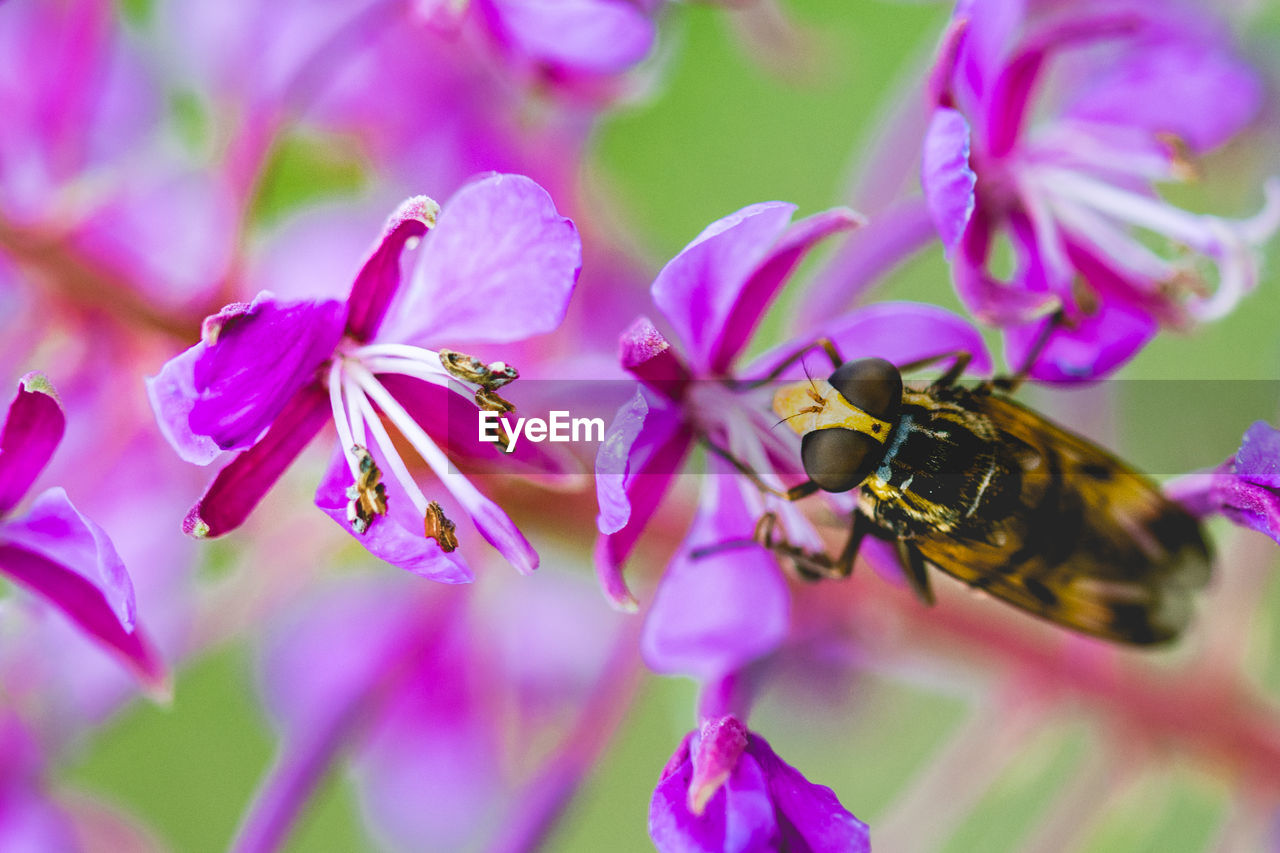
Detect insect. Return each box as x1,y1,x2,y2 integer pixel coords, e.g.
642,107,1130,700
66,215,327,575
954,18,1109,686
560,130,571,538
743,338,1212,645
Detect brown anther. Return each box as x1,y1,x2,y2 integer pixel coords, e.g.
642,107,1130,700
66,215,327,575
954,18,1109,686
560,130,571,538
346,445,388,535
424,501,459,552
440,348,521,393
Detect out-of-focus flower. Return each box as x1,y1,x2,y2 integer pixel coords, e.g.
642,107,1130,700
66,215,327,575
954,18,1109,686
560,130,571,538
150,174,581,582
0,0,238,321
0,374,165,692
1169,420,1280,543
233,567,628,853
0,714,79,851
922,0,1280,380
650,715,869,853
455,0,659,84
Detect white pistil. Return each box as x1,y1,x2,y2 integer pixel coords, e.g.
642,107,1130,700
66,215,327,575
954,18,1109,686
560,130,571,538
351,390,430,517
327,360,361,479
343,360,492,515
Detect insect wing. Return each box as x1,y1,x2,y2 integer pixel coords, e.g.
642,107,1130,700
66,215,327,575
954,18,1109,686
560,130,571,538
912,393,1212,645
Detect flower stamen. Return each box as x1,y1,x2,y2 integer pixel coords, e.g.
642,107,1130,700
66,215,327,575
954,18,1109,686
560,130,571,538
350,387,431,519
423,501,459,552
345,445,388,534
344,361,498,525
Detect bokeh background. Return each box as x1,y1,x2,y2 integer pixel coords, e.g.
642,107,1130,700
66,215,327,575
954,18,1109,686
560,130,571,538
23,0,1280,850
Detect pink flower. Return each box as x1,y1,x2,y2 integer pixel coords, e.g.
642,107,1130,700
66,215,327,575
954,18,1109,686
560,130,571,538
0,374,165,692
150,175,582,581
922,0,1280,380
650,715,869,853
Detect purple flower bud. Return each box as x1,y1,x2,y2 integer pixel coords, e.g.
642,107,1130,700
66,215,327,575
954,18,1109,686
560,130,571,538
650,716,869,853
1170,421,1280,543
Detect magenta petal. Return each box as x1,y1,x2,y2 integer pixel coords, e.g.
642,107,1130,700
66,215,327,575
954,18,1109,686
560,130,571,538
642,468,790,680
655,202,793,368
1,487,134,628
621,317,693,395
652,202,798,370
1213,477,1280,544
1004,300,1155,382
709,207,863,373
387,174,582,345
184,293,345,452
826,302,993,376
1235,422,1280,489
148,340,224,465
0,489,165,689
799,201,938,329
595,389,686,535
1064,36,1262,153
314,448,474,584
344,195,439,343
953,211,1062,326
594,397,692,610
0,373,65,517
650,727,775,853
921,107,976,259
484,0,655,75
688,716,750,814
749,734,871,853
749,302,993,381
184,384,330,538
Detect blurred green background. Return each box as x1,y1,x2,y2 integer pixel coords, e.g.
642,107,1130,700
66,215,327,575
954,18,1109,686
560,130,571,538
66,0,1280,850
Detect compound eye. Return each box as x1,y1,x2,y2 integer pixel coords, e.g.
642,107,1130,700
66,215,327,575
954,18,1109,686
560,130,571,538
829,358,902,422
801,428,882,493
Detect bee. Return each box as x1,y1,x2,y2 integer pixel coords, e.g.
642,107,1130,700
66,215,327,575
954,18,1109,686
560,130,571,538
755,341,1212,645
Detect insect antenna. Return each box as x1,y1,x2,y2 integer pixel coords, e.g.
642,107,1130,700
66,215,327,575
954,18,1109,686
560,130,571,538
802,358,819,396
773,410,813,430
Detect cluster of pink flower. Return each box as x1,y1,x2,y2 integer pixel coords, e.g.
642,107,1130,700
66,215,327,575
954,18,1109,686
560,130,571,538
4,0,1280,850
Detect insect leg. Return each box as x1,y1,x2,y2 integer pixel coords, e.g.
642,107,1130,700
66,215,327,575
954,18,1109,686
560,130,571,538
687,512,802,561
895,539,935,605
894,350,972,389
730,337,846,390
822,511,871,580
757,512,872,582
985,310,1065,394
702,438,820,501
